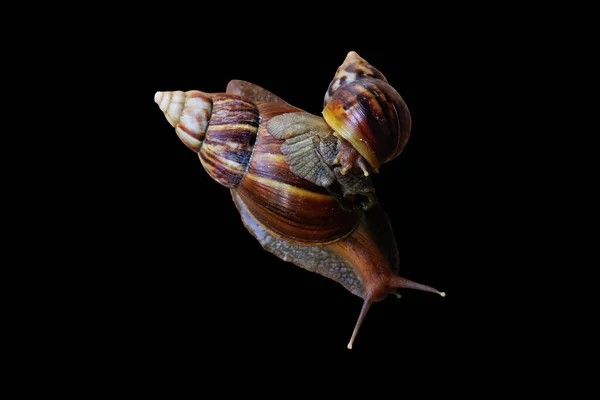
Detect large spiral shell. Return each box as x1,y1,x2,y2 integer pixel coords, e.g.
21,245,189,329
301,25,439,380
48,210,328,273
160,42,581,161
157,90,359,244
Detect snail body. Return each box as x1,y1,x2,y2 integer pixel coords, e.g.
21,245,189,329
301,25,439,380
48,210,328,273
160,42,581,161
156,52,444,349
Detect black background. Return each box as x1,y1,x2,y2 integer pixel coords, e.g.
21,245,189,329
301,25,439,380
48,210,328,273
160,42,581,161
91,11,501,379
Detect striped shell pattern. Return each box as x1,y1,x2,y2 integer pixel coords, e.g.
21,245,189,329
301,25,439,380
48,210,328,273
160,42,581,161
322,52,412,172
155,91,359,244
155,91,259,189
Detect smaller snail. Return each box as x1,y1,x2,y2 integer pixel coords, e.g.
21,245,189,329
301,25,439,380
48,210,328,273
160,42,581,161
155,51,444,349
266,51,411,211
322,51,411,173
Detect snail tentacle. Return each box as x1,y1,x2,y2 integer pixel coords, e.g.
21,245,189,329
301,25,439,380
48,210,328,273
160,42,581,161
347,297,373,350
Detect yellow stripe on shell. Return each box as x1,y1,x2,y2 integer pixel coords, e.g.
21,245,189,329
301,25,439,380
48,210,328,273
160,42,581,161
247,174,332,201
322,107,380,172
208,123,258,133
252,152,285,165
200,142,247,172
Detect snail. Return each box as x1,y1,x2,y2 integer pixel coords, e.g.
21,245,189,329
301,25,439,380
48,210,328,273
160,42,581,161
155,51,445,349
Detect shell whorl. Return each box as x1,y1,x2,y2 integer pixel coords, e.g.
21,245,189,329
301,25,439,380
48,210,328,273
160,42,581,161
155,91,212,152
156,90,259,189
199,94,259,188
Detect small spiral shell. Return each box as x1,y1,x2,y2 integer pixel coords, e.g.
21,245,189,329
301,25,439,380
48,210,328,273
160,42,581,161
322,52,411,172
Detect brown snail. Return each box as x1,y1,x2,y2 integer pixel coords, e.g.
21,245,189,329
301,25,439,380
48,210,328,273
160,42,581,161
155,51,445,349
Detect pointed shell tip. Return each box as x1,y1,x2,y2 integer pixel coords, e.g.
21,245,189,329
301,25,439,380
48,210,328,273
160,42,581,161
154,91,163,104
345,51,364,63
